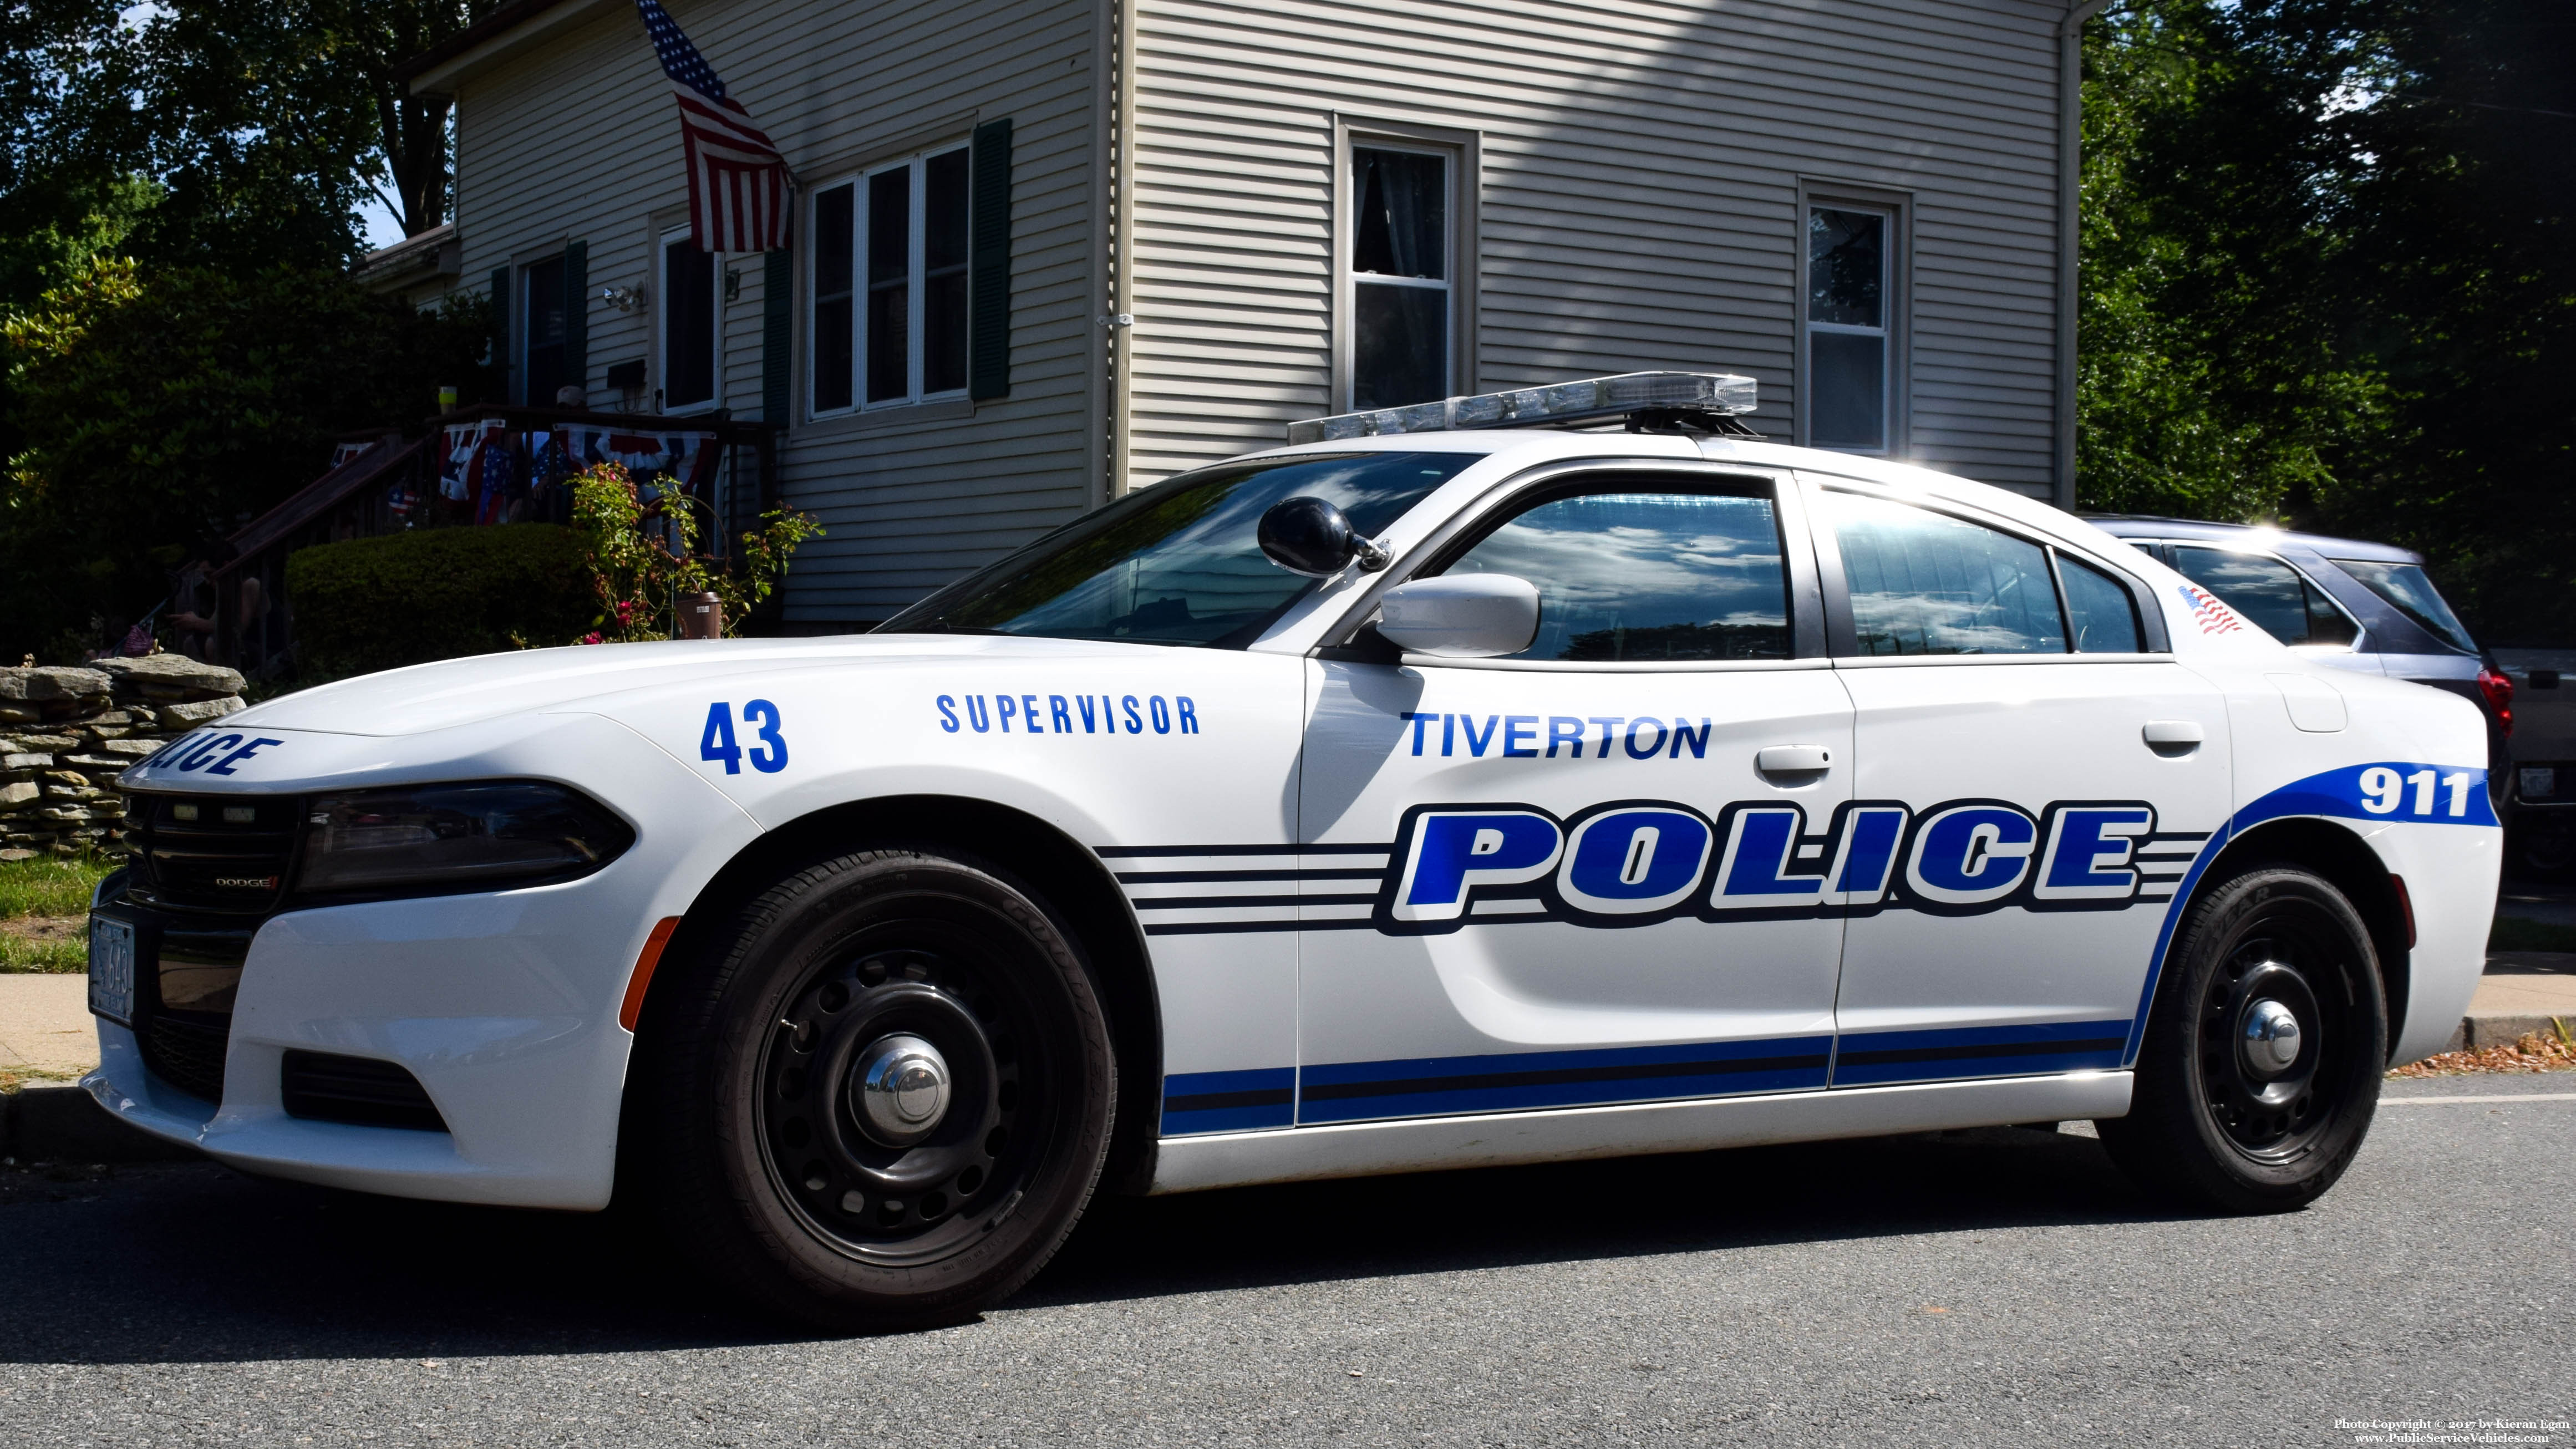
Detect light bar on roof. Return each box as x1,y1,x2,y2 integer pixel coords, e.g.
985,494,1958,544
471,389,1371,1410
1285,371,1758,446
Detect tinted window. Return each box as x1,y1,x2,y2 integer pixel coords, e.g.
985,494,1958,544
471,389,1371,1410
2061,556,2142,653
2171,547,2355,648
1830,493,2065,655
2330,558,2477,654
883,453,1477,648
1441,491,1790,662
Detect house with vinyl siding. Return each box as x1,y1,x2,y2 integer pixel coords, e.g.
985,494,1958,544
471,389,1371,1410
394,0,2094,628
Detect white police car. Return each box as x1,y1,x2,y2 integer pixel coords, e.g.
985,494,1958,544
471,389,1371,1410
89,373,2498,1327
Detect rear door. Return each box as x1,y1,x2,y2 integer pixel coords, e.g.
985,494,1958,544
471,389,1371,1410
1812,481,2233,1084
1294,465,1855,1125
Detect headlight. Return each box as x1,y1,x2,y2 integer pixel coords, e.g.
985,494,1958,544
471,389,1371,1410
297,781,635,896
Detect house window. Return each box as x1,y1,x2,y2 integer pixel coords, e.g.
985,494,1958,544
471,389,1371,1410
523,255,568,405
661,227,719,411
810,142,971,415
1803,203,1899,453
1349,144,1451,411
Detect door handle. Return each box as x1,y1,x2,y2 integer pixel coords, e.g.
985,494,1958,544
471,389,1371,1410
1755,744,1832,775
2142,720,2204,754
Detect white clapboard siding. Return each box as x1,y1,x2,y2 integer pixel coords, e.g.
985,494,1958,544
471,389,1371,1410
1126,0,2064,496
449,0,1100,624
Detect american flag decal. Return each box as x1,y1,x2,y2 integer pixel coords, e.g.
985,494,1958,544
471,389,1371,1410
2178,584,2243,635
636,0,790,253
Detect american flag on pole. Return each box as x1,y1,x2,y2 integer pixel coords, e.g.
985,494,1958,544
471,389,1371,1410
635,0,790,252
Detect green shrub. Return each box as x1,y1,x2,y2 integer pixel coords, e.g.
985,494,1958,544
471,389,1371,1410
286,524,596,680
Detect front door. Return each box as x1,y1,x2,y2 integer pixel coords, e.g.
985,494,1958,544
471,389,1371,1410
1294,470,1857,1125
1811,482,2233,1086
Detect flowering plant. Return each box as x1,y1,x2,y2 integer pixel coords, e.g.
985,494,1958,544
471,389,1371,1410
563,463,821,644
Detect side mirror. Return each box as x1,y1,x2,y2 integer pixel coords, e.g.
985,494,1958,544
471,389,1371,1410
1375,574,1541,658
1258,496,1390,577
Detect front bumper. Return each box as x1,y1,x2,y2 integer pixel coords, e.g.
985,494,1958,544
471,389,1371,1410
83,712,764,1209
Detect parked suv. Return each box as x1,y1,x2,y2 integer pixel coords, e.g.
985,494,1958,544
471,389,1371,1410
2090,518,2513,803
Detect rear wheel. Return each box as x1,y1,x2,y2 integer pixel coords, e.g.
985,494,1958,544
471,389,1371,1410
2097,865,2384,1213
638,849,1114,1329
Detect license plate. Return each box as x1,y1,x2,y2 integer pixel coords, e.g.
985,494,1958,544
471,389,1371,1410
2523,766,2558,801
88,914,136,1026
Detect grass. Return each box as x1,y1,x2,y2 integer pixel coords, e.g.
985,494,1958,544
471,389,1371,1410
0,853,116,920
2488,914,2576,954
0,853,116,973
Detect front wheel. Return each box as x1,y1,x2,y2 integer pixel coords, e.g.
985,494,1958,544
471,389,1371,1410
2097,865,2385,1213
637,849,1115,1329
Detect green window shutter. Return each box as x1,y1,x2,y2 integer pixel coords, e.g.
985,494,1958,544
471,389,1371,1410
562,239,588,396
969,117,1012,401
763,246,792,424
488,265,510,400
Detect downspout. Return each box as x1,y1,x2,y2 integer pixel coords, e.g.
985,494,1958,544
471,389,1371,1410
1105,0,1141,501
1086,0,1119,509
2056,0,2112,513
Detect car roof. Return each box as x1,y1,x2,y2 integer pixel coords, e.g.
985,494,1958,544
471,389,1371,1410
2085,515,2423,565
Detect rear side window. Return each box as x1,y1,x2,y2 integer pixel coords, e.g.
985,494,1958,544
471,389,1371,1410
2329,558,2478,654
1829,492,2064,655
2170,547,2357,648
2061,556,2142,653
1440,490,1790,661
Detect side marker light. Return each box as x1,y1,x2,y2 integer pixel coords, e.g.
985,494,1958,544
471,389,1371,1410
620,917,683,1032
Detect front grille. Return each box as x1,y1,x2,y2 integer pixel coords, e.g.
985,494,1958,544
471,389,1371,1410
125,793,301,914
141,1013,231,1103
281,1051,449,1132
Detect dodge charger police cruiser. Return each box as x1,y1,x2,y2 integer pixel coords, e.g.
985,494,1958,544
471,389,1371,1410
87,373,2499,1328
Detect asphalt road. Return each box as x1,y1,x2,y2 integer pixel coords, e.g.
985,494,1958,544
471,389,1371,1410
2,1075,2569,1448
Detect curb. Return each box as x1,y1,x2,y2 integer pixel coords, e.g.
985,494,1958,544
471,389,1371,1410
0,1085,198,1164
2441,1014,2573,1054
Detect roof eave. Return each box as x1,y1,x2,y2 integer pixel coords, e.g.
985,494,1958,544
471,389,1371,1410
402,0,621,95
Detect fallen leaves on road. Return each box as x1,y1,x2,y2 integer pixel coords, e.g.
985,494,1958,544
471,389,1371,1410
2391,1028,2576,1077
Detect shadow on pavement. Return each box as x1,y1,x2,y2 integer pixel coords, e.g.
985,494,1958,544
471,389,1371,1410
0,1125,2175,1365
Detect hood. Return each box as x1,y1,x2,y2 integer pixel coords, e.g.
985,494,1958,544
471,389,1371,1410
236,634,1168,736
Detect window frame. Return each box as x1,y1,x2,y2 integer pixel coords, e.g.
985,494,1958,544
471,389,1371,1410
1795,182,1912,457
805,138,974,420
518,251,570,407
1808,480,2170,661
1317,462,1830,672
657,223,723,416
1333,118,1480,415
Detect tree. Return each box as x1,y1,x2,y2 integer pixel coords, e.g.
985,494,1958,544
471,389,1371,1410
0,258,495,660
2076,0,2576,643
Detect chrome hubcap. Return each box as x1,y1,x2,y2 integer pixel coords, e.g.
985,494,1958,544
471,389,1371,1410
851,1033,952,1146
2239,998,2303,1079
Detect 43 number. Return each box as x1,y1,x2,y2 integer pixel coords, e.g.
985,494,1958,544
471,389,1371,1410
701,700,789,775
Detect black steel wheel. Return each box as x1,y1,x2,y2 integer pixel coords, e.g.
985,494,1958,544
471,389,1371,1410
637,848,1114,1329
2098,865,2384,1212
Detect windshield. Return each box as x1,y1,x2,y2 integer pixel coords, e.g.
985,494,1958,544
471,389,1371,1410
2329,558,2478,654
881,451,1479,647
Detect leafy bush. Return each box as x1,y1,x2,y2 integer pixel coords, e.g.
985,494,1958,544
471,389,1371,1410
285,524,595,680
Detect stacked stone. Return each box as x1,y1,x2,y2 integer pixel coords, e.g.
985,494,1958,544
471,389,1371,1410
0,656,247,860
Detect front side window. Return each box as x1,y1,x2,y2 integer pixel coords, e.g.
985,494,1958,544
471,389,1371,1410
1437,490,1790,662
2172,547,2358,648
523,256,568,405
660,227,719,411
1831,492,2064,655
2328,558,2476,654
1350,145,1451,412
1805,205,1893,452
811,143,971,415
883,452,1479,648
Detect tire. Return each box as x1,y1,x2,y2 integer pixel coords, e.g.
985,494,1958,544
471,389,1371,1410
2096,865,2385,1213
637,848,1116,1329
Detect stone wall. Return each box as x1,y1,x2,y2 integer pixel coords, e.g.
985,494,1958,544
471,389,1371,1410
0,657,248,860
